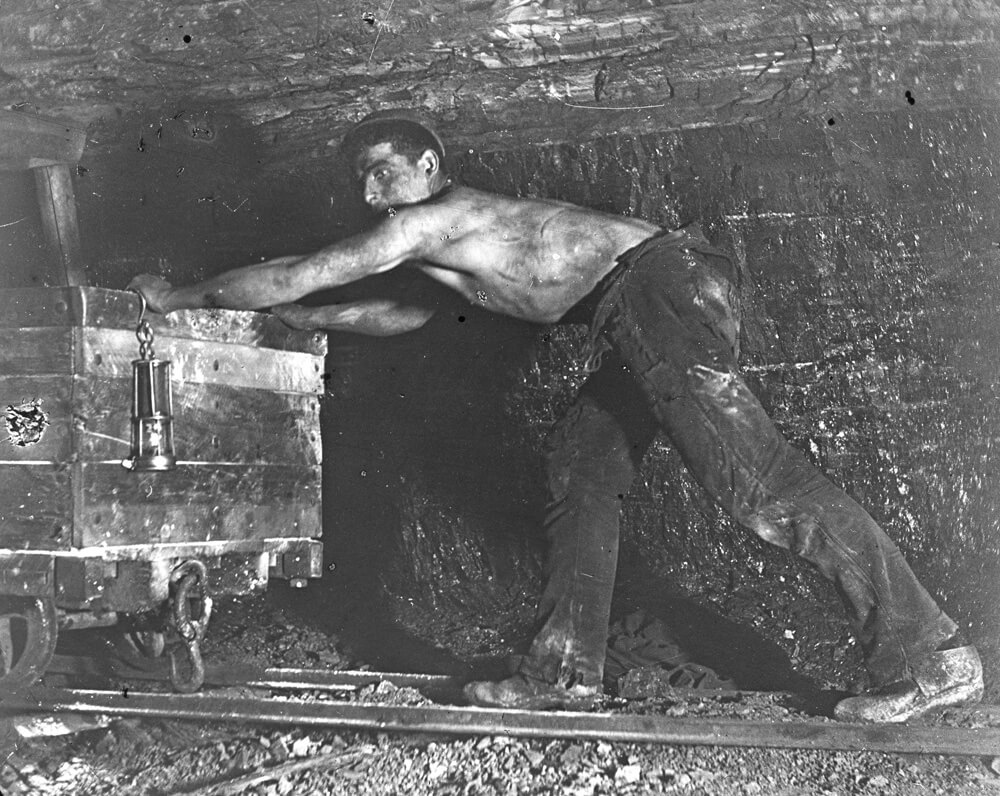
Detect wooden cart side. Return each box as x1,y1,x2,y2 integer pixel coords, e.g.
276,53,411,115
0,288,327,356
74,380,321,466
80,327,325,394
75,462,322,549
1,286,326,593
0,465,74,552
0,322,78,552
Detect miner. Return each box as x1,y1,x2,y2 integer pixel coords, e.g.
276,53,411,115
129,109,983,723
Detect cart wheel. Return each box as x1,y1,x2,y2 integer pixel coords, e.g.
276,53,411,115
104,626,168,674
0,596,58,692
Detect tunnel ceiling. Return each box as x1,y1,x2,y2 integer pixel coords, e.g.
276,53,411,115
1,0,998,165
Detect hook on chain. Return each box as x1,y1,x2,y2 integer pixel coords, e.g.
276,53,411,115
168,560,213,693
128,288,156,361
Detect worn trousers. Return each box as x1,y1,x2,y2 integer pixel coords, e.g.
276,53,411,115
518,226,957,691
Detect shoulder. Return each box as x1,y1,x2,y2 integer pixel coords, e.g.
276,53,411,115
383,203,453,239
391,186,482,228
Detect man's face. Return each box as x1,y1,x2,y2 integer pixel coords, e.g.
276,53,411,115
355,142,434,213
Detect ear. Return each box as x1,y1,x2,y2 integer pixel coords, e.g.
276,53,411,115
416,148,439,176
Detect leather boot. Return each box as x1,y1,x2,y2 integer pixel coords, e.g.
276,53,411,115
834,645,984,723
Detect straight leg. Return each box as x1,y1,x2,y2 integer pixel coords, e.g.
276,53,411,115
517,355,658,689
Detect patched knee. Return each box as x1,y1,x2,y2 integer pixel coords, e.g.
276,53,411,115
746,514,794,549
689,365,746,409
744,501,802,550
745,503,823,554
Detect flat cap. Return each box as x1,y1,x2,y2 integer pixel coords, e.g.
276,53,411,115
342,109,445,158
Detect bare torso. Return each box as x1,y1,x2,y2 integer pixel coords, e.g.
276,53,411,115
391,185,660,323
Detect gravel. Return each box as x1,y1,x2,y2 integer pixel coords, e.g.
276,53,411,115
4,590,998,796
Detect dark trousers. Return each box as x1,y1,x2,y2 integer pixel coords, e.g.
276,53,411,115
518,227,957,690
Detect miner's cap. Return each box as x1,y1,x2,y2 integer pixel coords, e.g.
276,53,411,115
342,109,445,161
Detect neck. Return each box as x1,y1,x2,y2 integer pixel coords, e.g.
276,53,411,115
429,174,451,195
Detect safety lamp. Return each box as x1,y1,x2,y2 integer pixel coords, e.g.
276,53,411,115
122,292,177,472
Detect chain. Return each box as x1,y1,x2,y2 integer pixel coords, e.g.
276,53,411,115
168,560,213,693
130,289,156,360
136,320,155,360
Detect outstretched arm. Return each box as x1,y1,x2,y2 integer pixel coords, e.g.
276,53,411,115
128,215,427,313
273,299,436,336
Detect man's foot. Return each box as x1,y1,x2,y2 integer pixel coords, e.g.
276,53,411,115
834,645,984,723
463,673,601,711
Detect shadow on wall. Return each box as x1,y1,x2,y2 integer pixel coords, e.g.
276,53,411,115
75,102,364,289
0,170,57,287
319,271,549,645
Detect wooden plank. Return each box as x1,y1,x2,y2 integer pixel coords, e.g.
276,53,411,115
2,538,319,563
0,553,55,597
0,110,87,170
0,552,54,596
172,384,321,466
73,379,321,466
0,355,321,467
92,380,315,465
0,328,74,375
154,307,327,357
0,465,73,551
0,288,82,329
34,164,88,287
81,327,325,395
77,463,321,547
0,288,327,355
0,380,320,466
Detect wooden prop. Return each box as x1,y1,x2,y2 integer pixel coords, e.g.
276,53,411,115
0,110,86,171
34,164,87,287
0,109,89,287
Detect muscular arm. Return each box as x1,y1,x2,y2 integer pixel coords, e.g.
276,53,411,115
273,299,436,336
129,215,429,313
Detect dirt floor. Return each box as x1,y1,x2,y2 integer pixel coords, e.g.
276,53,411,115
3,579,999,796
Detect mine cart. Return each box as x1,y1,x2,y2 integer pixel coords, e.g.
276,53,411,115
0,287,326,692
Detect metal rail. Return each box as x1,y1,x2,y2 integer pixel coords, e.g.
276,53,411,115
4,685,999,758
44,655,1000,720
46,655,464,695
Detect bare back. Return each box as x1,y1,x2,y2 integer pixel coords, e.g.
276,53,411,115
392,186,660,323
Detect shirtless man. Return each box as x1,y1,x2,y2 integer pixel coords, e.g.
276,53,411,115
130,109,984,722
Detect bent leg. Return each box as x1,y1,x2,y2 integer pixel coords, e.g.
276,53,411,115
606,242,956,688
517,353,658,689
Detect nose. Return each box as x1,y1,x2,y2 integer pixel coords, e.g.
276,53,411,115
362,179,381,208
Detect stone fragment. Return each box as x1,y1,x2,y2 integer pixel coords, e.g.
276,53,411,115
615,763,642,784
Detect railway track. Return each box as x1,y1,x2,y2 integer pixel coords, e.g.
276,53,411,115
3,654,999,759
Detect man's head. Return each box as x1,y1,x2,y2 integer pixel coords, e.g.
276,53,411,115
341,110,447,212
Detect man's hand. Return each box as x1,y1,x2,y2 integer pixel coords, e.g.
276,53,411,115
127,274,176,313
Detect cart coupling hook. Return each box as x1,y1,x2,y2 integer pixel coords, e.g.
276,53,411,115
168,560,213,693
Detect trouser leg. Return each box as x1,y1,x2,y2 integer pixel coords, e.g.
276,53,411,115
518,354,657,688
608,243,956,687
